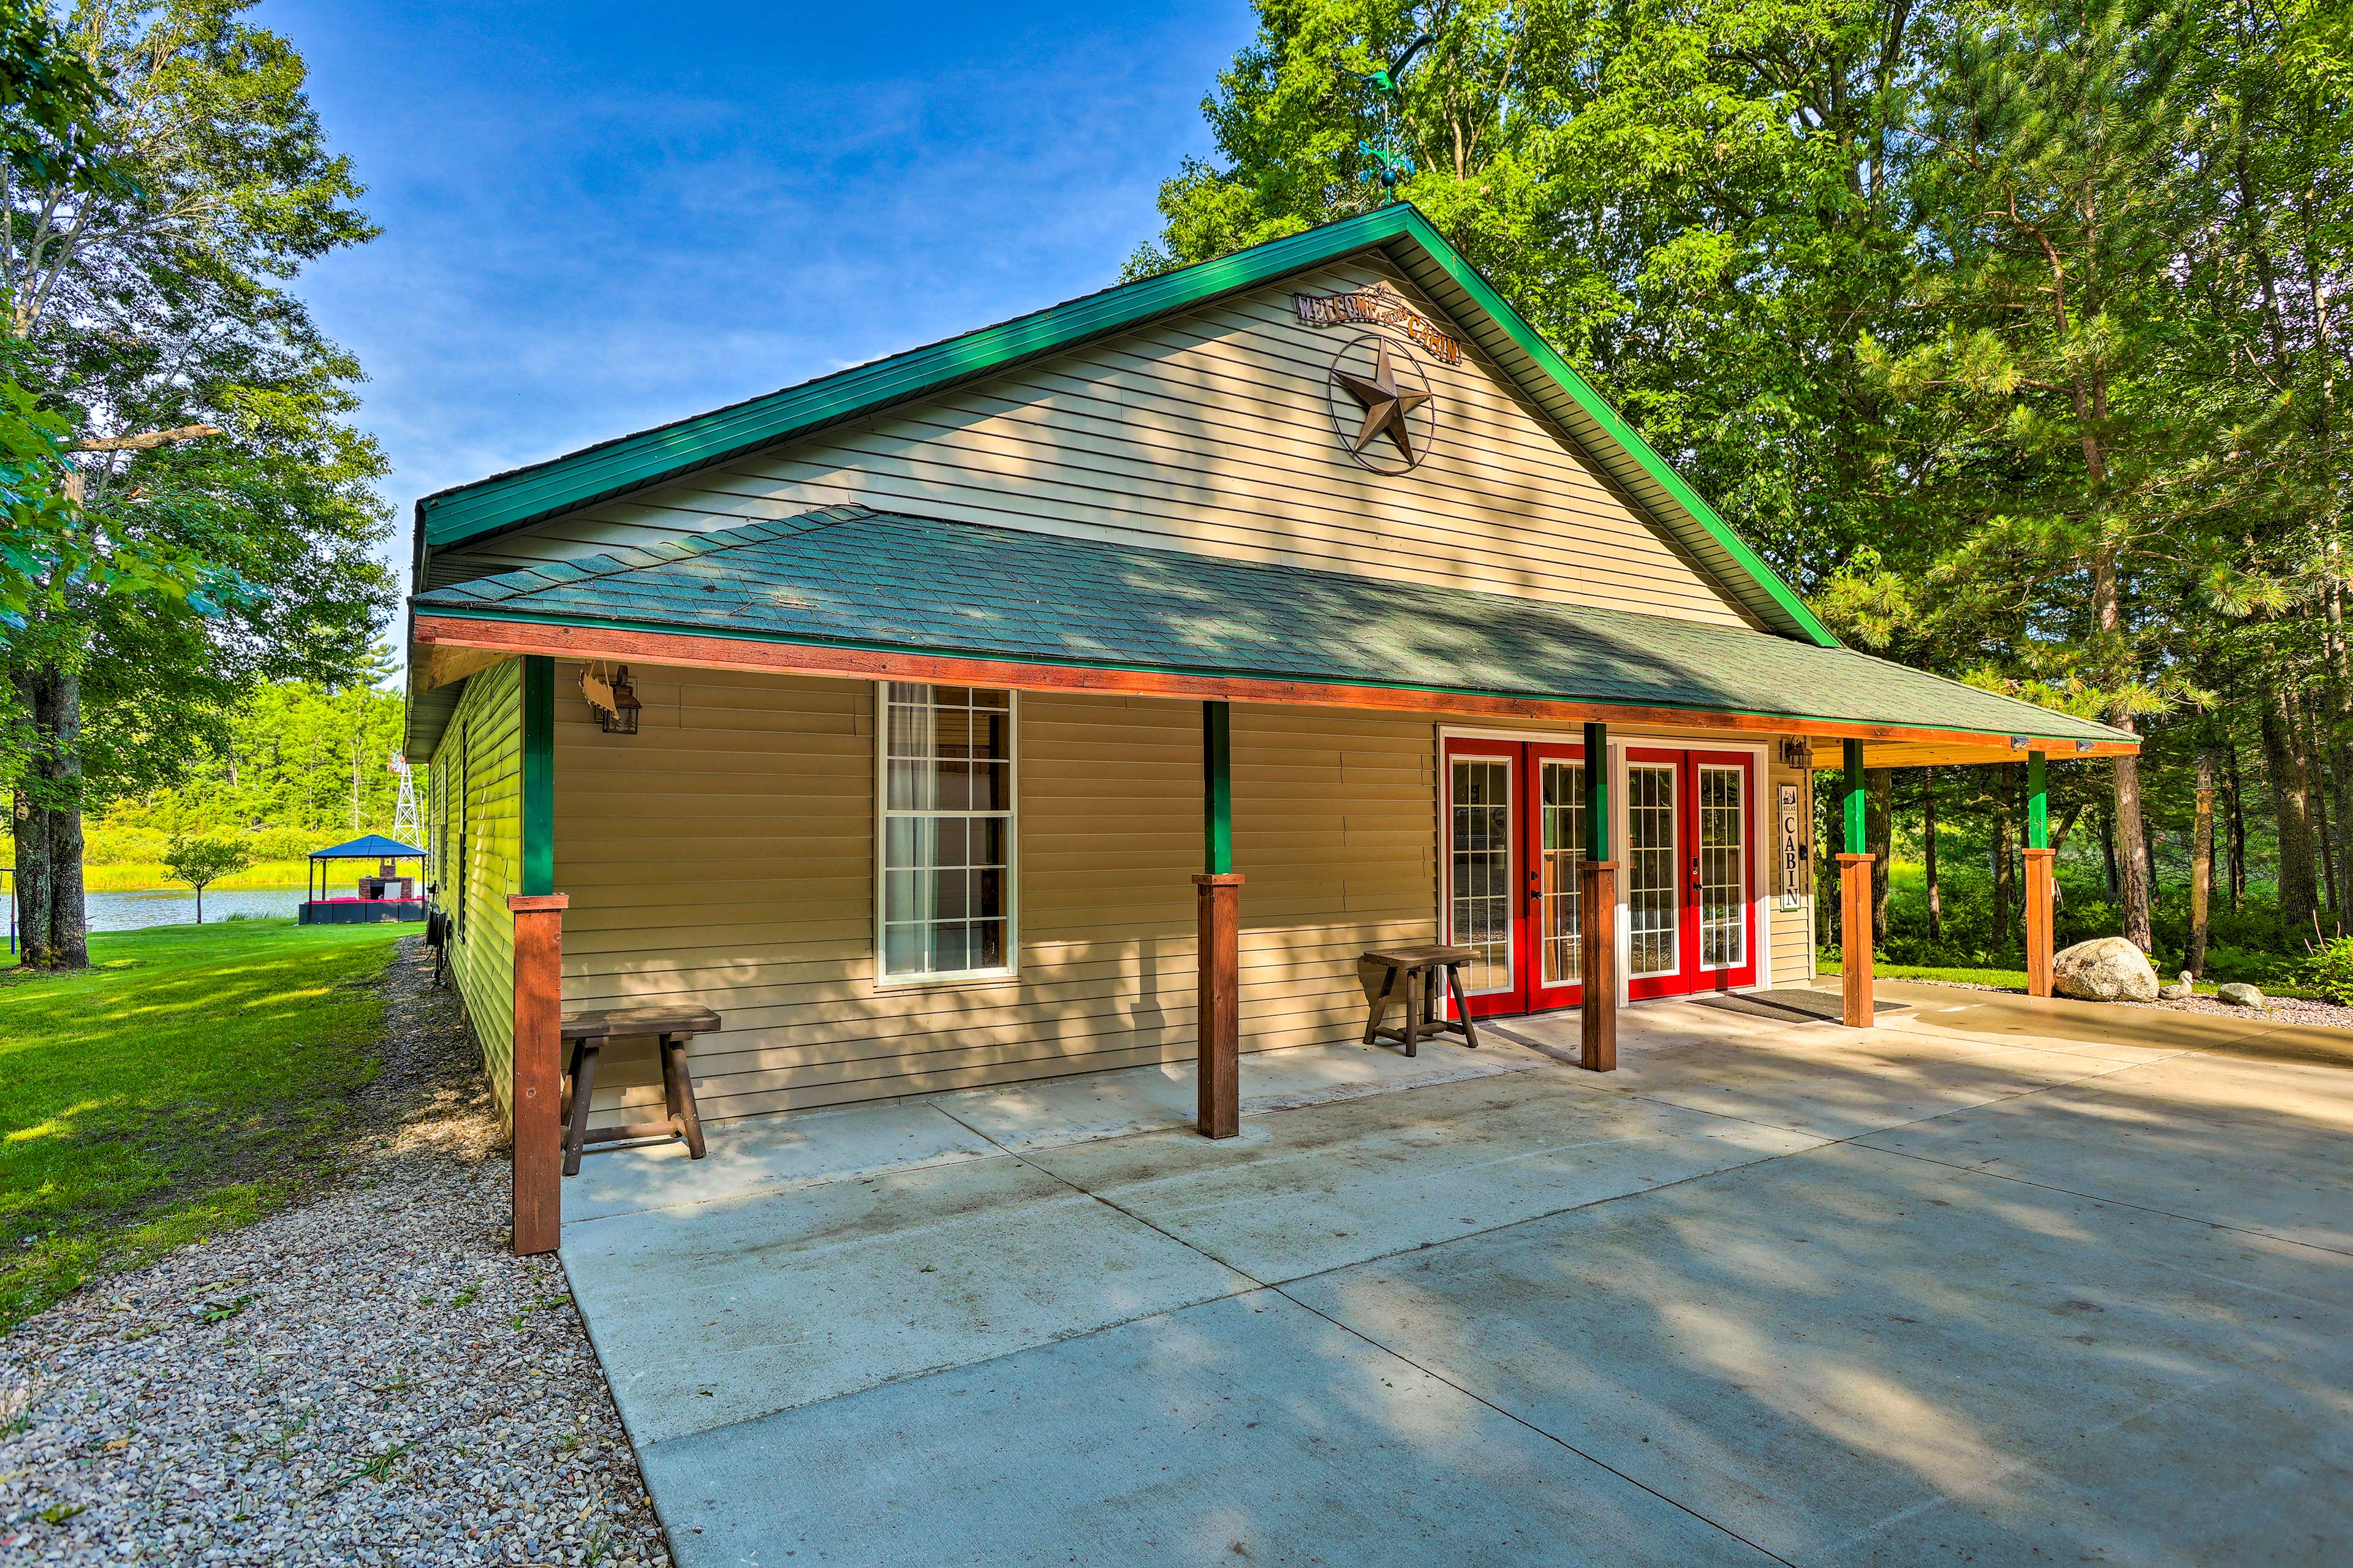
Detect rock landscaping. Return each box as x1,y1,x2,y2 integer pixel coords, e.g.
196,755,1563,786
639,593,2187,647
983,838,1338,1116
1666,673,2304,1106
0,936,672,1567
2052,935,2161,1002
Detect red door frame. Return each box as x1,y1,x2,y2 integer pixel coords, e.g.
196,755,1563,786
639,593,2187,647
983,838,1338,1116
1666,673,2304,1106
1624,746,1759,1000
1441,737,1588,1017
1444,737,1758,1014
1687,748,1762,994
1525,740,1586,1012
1442,737,1527,1018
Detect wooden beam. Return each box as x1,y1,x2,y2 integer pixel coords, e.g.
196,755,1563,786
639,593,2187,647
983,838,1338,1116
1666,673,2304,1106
1839,854,1875,1028
419,642,510,691
1579,719,1616,1072
509,892,569,1255
1194,873,1243,1139
411,615,2141,756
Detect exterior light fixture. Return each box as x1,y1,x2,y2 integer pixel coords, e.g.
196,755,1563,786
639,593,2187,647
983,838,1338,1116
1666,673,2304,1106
2009,735,2033,750
580,662,642,735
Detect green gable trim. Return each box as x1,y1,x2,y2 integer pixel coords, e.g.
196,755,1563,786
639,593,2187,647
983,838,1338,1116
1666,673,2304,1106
412,506,2128,750
415,205,1833,646
1389,212,1834,646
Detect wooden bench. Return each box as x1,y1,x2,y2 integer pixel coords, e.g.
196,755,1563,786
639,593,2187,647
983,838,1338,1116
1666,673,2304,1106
1361,945,1479,1057
558,1006,720,1176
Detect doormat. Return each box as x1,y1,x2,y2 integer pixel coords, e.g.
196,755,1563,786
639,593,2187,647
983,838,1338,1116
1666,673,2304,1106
1691,989,1910,1024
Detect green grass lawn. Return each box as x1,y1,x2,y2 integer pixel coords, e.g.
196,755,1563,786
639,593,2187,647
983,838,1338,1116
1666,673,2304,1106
1816,951,2325,1000
0,918,400,1330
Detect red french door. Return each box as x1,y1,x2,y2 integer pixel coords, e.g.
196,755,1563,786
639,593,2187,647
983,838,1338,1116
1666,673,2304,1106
1445,737,1756,1015
1624,747,1759,1000
1443,738,1588,1017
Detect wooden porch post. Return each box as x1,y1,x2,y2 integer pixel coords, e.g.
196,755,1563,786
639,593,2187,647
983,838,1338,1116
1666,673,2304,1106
1197,700,1243,1139
1578,719,1618,1070
2024,749,2056,998
1839,738,1874,1028
510,656,565,1254
509,892,569,1254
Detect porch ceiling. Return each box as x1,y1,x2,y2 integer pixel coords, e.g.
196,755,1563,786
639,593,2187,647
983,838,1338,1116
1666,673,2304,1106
405,503,2134,764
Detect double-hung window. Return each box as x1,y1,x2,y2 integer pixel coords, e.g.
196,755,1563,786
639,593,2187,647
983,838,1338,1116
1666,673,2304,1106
877,683,1016,982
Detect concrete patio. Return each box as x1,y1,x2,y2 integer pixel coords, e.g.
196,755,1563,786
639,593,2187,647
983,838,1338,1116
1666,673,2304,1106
557,991,2353,1567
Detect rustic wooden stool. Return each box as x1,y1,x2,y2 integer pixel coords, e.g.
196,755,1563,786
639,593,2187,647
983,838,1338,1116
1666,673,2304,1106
1360,945,1479,1057
558,1006,721,1176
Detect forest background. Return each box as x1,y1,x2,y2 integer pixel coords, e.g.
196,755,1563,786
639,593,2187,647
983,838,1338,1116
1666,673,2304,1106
64,0,2353,991
1120,0,2353,988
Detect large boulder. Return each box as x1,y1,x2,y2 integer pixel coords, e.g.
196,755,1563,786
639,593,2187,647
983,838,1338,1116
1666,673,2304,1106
2052,937,2159,1003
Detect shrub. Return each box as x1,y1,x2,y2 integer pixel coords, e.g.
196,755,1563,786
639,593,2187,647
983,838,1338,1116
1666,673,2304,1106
2303,936,2353,1004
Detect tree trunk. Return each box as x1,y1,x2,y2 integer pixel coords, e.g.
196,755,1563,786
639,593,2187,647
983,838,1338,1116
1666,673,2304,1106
1923,767,1941,943
2144,820,2162,912
2188,750,2214,977
2325,580,2353,924
1993,766,2015,952
2302,684,2343,926
12,663,88,969
2101,803,2120,900
2259,673,2321,930
2224,734,2248,909
2091,551,2153,951
1867,768,1892,945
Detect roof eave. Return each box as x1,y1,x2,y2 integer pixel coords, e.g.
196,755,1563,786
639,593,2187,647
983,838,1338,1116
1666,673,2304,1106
408,605,2137,757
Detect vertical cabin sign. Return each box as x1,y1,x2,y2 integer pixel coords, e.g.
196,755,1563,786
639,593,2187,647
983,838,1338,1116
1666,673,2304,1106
1778,784,1804,909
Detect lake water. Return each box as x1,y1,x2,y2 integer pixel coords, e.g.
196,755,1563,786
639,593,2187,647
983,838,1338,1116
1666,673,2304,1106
75,887,308,934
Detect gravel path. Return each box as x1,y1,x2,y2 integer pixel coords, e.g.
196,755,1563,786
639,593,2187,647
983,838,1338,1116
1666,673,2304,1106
0,937,672,1567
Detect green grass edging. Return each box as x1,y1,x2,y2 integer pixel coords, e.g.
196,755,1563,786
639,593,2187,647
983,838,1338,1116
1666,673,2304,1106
0,919,400,1330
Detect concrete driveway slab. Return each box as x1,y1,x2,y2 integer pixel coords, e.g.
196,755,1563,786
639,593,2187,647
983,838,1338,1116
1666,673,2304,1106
1028,1070,1822,1282
563,1153,1254,1443
1286,1139,2353,1566
1860,1051,2353,1253
1611,1031,2144,1140
930,1035,1550,1153
561,1098,997,1223
638,1290,1779,1568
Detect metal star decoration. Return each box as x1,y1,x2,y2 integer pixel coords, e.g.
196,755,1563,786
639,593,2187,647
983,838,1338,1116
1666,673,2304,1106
1332,339,1431,465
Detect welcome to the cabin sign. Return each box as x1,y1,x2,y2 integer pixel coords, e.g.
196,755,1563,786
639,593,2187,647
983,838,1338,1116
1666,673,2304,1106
1294,282,1464,365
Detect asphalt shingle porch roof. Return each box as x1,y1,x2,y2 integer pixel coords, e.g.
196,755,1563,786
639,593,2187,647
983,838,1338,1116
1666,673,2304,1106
411,504,2130,749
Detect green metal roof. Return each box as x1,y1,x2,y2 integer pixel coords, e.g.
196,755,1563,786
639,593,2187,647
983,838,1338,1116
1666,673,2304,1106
414,205,1835,646
412,505,2130,749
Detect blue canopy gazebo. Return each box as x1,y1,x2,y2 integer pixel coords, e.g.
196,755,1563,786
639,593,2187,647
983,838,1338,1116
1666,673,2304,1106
300,833,427,925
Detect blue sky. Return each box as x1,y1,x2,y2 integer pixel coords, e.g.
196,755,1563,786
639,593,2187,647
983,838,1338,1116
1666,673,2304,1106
258,0,1254,589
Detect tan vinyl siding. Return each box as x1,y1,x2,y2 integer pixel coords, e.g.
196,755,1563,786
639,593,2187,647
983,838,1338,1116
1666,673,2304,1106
552,666,1443,1126
439,260,1756,629
431,657,524,1123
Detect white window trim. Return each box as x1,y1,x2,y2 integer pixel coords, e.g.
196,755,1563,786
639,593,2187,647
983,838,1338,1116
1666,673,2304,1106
872,681,1021,989
1434,725,1773,1005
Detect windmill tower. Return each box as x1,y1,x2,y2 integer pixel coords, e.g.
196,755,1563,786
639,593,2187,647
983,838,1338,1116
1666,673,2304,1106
389,750,425,849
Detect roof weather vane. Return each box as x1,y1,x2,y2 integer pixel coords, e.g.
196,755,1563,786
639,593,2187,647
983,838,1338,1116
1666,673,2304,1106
1352,31,1434,200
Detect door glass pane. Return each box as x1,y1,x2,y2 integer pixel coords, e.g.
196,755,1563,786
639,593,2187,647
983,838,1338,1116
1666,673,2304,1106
1451,757,1514,993
1539,760,1583,987
1700,765,1746,968
1628,763,1679,976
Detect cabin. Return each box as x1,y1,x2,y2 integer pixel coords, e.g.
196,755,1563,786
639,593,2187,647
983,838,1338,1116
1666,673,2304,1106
399,206,2135,1252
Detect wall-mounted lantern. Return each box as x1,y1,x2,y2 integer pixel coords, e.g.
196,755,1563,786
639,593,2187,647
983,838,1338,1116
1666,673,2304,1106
580,662,642,735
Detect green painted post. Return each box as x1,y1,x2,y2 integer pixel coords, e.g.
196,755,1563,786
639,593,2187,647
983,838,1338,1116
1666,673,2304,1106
520,656,555,897
1843,738,1867,855
1203,700,1233,875
2027,751,2048,849
1582,721,1608,862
